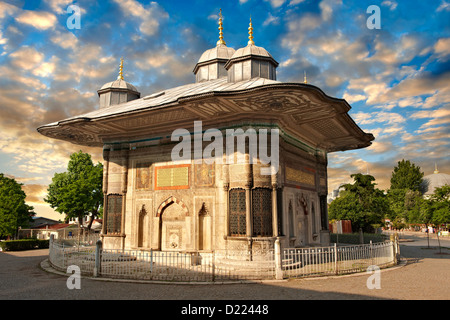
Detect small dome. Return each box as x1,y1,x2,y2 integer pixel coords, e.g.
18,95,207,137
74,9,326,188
100,79,139,93
197,44,235,64
422,171,450,196
229,43,274,60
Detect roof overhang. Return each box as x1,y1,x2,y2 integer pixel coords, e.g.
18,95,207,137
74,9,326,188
37,79,374,152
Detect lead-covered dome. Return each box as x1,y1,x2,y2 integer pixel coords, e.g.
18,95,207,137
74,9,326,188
193,10,235,82
97,58,140,109
421,166,450,196
225,18,278,82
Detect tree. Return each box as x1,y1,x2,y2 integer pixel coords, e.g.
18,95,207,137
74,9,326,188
328,173,389,233
429,185,450,226
387,159,424,223
390,159,424,191
45,151,103,230
427,184,450,253
0,174,35,239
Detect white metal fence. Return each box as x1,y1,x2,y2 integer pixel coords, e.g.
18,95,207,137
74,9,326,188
48,237,398,282
283,241,397,278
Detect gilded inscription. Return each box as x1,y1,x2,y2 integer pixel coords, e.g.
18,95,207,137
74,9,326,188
286,167,315,186
155,165,190,190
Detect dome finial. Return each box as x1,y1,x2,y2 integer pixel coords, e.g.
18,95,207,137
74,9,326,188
248,16,255,45
118,57,124,80
434,162,439,174
304,71,307,84
217,9,226,46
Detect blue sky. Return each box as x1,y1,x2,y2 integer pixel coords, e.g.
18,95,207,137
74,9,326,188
0,0,449,219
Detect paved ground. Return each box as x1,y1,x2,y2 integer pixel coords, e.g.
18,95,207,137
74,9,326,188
0,232,449,302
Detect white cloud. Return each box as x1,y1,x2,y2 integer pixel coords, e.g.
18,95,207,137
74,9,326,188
9,46,44,70
0,1,19,20
44,0,73,14
381,1,398,11
434,37,450,60
15,10,57,30
436,0,450,12
343,92,367,103
263,13,279,26
112,0,168,36
265,0,286,8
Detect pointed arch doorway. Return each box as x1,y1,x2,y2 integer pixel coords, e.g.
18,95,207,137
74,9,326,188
156,197,189,251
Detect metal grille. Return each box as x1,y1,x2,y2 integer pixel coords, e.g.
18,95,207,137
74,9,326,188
229,188,246,236
252,188,272,237
106,194,122,234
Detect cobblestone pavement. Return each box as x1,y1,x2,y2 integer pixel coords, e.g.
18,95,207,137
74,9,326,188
0,233,449,301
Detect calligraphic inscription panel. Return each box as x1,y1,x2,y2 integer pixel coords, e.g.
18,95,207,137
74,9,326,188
286,167,315,186
155,165,190,190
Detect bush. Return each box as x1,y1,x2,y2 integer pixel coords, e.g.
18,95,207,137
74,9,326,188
330,233,388,244
0,239,49,251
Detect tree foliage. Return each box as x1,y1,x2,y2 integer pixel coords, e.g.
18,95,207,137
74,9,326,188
0,174,35,238
45,151,103,229
387,159,424,223
328,173,389,233
426,185,450,226
390,159,424,191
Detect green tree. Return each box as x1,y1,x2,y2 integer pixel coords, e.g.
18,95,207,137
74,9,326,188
428,184,450,253
328,173,389,233
390,159,424,191
0,174,35,239
387,159,424,223
45,151,103,230
429,185,450,226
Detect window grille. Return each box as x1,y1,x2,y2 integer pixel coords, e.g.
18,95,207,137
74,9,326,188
106,194,123,234
229,188,246,236
252,188,272,237
319,195,328,230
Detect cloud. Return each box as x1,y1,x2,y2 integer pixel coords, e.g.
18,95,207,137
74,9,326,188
15,10,57,30
0,1,19,20
112,0,168,36
436,0,450,12
9,46,44,70
373,71,450,104
433,37,450,60
381,1,398,11
264,0,286,8
343,92,367,103
44,0,73,14
263,13,279,26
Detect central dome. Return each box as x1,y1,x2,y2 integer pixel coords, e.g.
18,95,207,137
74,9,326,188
229,43,274,60
193,10,235,82
197,44,235,64
224,18,278,82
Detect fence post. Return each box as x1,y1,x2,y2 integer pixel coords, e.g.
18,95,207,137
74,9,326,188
93,239,102,277
212,250,215,282
49,234,54,262
370,240,373,266
334,243,338,275
274,239,283,280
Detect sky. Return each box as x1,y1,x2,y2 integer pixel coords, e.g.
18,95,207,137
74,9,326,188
0,0,449,220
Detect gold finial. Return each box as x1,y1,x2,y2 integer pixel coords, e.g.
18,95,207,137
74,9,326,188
118,57,124,80
434,162,439,174
304,71,307,84
217,9,226,46
248,16,254,45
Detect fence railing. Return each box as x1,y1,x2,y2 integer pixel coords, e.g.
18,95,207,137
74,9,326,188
48,236,398,282
283,241,397,278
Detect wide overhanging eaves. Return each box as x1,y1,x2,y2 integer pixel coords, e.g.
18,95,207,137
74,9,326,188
37,80,374,151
